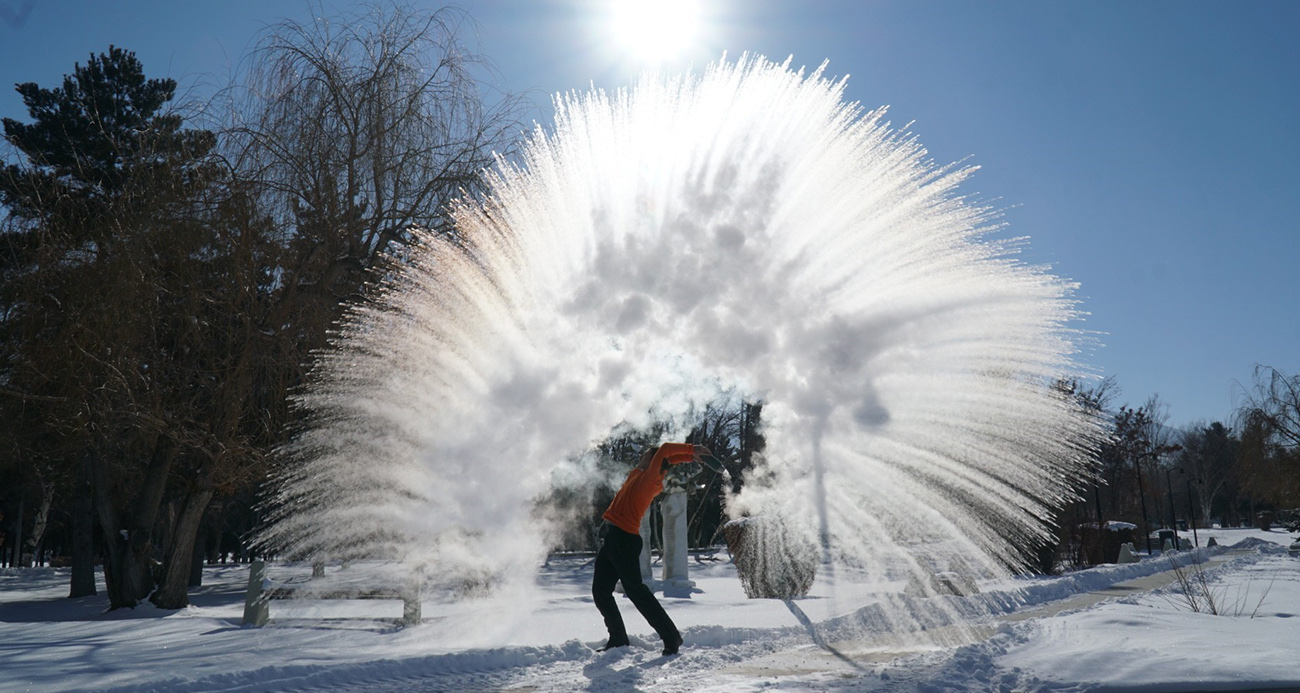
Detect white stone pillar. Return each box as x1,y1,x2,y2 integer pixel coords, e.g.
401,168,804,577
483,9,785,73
636,508,661,592
638,509,654,581
242,560,269,626
659,488,694,596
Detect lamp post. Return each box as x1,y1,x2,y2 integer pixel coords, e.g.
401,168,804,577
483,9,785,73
1176,467,1200,548
1087,480,1107,565
1135,452,1155,555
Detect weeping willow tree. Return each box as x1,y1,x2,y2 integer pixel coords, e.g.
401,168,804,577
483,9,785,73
226,3,526,559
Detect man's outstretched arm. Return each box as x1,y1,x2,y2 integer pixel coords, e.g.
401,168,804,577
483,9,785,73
656,443,713,466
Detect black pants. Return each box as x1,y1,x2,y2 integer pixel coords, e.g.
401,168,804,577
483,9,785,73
592,524,679,644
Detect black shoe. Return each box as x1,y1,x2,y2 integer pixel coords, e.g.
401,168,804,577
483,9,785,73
597,639,628,652
662,633,683,656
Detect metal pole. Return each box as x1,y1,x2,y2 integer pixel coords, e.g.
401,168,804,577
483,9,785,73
1165,468,1179,549
1094,483,1105,527
1186,477,1199,547
1093,483,1106,564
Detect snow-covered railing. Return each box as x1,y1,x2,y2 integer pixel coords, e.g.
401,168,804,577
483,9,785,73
241,561,422,627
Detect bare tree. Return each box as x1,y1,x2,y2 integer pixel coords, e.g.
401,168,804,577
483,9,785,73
1240,366,1300,451
226,3,524,357
226,3,526,560
1174,421,1238,527
685,394,765,548
1234,367,1300,514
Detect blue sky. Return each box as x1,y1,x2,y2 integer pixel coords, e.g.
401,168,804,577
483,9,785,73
1,0,1296,429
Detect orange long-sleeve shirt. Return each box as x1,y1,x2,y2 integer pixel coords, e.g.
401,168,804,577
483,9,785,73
602,443,697,534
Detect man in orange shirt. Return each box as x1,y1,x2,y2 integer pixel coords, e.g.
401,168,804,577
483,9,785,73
593,441,712,656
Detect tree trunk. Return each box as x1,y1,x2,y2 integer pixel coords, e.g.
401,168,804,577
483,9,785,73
188,529,205,588
96,514,154,610
13,500,24,567
24,482,53,567
70,453,98,597
151,486,214,609
92,440,175,609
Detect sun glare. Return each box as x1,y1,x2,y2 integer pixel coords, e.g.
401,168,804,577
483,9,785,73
609,0,703,64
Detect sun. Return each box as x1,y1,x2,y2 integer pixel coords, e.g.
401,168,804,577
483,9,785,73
608,0,703,64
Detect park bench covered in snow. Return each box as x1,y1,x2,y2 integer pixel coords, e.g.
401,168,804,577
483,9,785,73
241,561,422,627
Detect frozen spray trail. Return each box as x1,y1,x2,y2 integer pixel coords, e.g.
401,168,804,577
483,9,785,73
258,56,1103,632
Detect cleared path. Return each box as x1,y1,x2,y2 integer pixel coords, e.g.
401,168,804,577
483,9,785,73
1001,549,1248,622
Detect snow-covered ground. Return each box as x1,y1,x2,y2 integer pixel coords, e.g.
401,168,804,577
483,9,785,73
2,527,1297,692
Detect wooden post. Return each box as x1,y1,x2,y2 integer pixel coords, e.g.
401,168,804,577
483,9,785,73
242,560,269,626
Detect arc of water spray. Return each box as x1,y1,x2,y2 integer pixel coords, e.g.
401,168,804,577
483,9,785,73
258,56,1104,635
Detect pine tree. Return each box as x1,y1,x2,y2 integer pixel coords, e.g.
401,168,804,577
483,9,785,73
0,46,221,608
